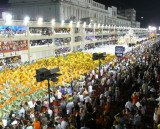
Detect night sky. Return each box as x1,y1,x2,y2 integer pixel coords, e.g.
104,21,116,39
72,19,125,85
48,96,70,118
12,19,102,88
96,0,160,28
0,0,160,27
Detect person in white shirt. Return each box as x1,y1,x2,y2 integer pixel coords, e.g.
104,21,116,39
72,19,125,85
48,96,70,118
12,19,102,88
66,101,74,115
100,69,103,76
57,90,62,101
150,87,156,93
79,94,84,102
92,69,95,75
88,85,92,96
107,79,110,86
18,105,25,117
61,118,69,129
104,89,109,98
125,100,133,112
48,108,53,117
153,107,158,126
84,95,91,103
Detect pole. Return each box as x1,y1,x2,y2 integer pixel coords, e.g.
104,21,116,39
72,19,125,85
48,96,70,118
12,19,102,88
27,23,31,64
48,79,51,107
99,58,100,79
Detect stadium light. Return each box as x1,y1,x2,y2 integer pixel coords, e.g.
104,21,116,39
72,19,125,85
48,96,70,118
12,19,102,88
77,21,80,27
83,22,86,27
5,13,12,25
38,17,43,24
6,13,12,21
69,21,73,27
24,16,30,24
51,19,55,25
61,20,64,25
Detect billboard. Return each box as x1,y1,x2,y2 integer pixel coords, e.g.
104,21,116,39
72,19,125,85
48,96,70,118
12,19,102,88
115,46,124,57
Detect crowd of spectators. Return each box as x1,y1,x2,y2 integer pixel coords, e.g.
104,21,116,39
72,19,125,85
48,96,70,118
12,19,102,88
0,41,27,51
55,38,71,46
84,43,95,50
55,48,71,57
54,28,70,34
0,28,26,38
85,29,94,34
30,28,53,36
30,40,52,47
0,38,159,129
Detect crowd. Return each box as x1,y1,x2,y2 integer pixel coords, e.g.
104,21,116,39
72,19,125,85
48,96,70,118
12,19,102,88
0,38,159,129
30,40,52,47
84,43,95,50
54,29,70,34
0,28,26,38
85,29,94,34
54,38,71,46
30,28,52,36
0,41,27,51
55,48,71,57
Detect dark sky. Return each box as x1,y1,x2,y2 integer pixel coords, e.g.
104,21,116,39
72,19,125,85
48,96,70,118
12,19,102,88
0,0,160,27
95,0,160,27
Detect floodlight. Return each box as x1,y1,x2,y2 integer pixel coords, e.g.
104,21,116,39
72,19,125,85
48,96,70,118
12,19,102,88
24,16,30,24
6,14,12,21
51,19,55,24
83,22,86,27
38,17,43,24
61,20,64,25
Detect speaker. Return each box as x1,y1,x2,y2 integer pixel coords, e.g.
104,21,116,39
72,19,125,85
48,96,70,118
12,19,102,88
36,68,48,75
50,67,60,74
93,53,99,60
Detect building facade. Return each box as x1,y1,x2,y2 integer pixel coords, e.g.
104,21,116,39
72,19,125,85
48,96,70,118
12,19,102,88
8,0,140,27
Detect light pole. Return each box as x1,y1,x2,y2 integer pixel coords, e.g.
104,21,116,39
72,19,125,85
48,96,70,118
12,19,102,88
34,67,62,107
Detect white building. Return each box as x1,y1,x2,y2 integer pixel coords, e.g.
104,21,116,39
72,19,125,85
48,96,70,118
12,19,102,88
8,0,140,27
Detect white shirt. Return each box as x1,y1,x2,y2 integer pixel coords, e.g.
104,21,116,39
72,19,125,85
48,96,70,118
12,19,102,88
125,101,133,111
104,91,109,97
28,101,35,108
92,70,95,75
61,121,68,129
19,108,25,116
48,109,53,117
79,95,84,102
136,102,141,108
57,92,62,99
66,102,74,114
84,96,91,103
91,79,94,85
107,79,110,85
88,85,92,93
153,112,157,121
100,69,103,76
150,88,156,92
95,74,98,79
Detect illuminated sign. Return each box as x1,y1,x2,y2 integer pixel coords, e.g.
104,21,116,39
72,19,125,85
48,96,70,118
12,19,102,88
115,46,124,57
